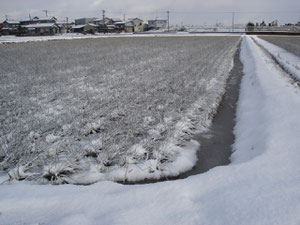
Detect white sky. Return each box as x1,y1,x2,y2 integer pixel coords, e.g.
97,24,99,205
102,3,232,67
0,0,300,26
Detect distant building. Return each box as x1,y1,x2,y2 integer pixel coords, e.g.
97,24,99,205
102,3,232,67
271,20,278,26
23,23,60,35
93,17,116,25
260,20,266,26
115,21,134,33
1,20,20,35
71,23,98,34
148,19,167,29
75,18,97,25
32,16,57,24
20,19,34,26
127,18,144,32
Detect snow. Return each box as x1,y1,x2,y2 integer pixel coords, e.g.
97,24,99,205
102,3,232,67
0,32,241,44
3,20,20,24
24,23,57,28
254,36,300,81
0,36,239,183
1,35,300,225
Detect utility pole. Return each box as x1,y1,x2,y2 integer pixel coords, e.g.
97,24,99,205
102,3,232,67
232,12,235,32
29,14,32,20
102,10,105,24
43,10,48,17
166,11,170,32
66,17,69,24
123,14,126,21
5,15,8,20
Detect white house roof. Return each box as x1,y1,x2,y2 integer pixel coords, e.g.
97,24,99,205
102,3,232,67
33,17,57,21
115,21,133,26
25,23,58,29
115,21,125,25
4,20,20,24
148,19,167,22
20,19,32,23
72,24,86,29
128,18,143,22
72,23,98,29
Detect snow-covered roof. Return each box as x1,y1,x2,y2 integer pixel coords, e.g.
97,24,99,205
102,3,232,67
115,21,134,26
1,27,16,30
88,23,98,27
148,19,167,22
33,17,57,21
72,24,98,29
3,20,20,24
94,17,110,22
128,18,143,22
72,24,86,29
20,19,32,23
115,21,125,25
25,23,58,29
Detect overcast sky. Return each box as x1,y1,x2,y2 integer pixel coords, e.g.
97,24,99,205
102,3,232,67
1,0,300,26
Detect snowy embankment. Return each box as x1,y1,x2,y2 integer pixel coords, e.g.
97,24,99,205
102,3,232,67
254,36,300,81
1,35,300,225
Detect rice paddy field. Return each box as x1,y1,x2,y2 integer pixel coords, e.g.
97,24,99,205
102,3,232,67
259,36,300,57
0,36,240,184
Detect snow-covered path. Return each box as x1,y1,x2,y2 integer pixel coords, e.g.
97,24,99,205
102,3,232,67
1,36,300,225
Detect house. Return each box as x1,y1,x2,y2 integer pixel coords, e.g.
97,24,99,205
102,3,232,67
114,21,134,33
93,17,113,25
20,19,35,26
71,23,98,34
93,18,122,25
93,18,122,33
75,18,97,25
23,23,60,35
56,21,74,33
32,16,57,24
56,21,67,33
128,18,144,32
1,20,20,35
148,19,167,30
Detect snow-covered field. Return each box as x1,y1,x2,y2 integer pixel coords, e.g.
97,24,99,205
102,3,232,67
0,33,242,44
254,36,300,81
259,36,300,57
1,35,300,225
0,36,239,184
